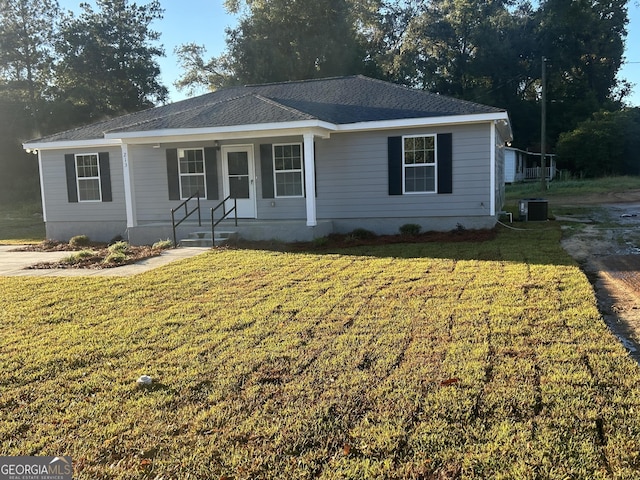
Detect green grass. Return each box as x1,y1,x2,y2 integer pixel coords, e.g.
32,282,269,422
505,175,640,203
0,201,45,243
2,223,640,479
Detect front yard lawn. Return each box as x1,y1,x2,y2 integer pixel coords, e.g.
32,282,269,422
1,223,640,479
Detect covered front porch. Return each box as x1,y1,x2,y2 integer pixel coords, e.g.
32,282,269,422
127,219,335,246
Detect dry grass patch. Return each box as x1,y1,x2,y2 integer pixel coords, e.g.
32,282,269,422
1,224,640,479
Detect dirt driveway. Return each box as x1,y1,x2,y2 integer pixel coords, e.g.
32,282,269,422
554,190,640,362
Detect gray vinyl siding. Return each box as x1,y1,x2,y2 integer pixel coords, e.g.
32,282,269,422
255,137,306,220
131,139,307,223
39,122,496,235
40,147,126,222
132,143,192,222
132,142,224,222
315,124,492,219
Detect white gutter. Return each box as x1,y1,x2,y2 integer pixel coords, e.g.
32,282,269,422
23,138,123,151
334,112,511,133
23,112,511,151
104,120,338,141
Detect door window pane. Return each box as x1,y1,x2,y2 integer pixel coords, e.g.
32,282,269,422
228,152,249,175
229,176,250,198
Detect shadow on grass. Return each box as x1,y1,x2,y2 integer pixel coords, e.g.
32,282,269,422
0,201,45,243
226,222,576,266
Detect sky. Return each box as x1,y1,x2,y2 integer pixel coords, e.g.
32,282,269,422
59,0,640,107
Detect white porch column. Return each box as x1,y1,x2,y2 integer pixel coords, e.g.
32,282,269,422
490,122,496,216
36,150,47,222
303,132,317,227
121,143,137,228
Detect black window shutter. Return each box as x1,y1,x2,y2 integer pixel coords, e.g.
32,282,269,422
388,136,403,195
204,147,219,200
166,148,180,200
437,133,453,194
260,144,274,199
98,152,112,202
64,154,78,203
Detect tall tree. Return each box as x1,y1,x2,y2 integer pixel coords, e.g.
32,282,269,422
55,0,168,121
0,0,60,203
0,0,60,134
557,108,640,177
537,0,628,142
176,0,378,91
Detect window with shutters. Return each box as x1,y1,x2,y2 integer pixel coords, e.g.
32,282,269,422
403,135,437,193
75,153,102,202
178,148,206,199
273,143,304,197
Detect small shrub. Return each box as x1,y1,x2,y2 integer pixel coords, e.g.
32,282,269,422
63,250,95,264
41,239,60,249
108,241,130,254
69,235,91,247
312,236,329,248
399,223,422,236
152,239,173,250
349,228,376,240
103,252,126,264
453,223,467,234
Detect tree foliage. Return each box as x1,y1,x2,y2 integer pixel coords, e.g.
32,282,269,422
54,0,168,121
0,0,168,202
0,0,60,133
176,0,629,157
557,109,640,177
176,0,380,90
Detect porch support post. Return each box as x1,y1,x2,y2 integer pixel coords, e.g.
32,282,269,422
303,132,317,227
490,122,496,216
121,143,137,228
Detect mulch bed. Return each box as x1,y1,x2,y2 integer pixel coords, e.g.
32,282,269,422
14,228,496,268
14,241,163,269
229,228,497,252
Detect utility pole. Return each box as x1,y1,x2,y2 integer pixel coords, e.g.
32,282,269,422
540,56,547,192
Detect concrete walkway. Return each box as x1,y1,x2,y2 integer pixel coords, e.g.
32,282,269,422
0,245,209,277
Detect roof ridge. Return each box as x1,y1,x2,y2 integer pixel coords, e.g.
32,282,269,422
360,76,505,112
252,94,316,120
102,92,258,134
244,75,359,88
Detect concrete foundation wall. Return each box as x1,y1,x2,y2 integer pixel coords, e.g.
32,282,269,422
45,221,128,243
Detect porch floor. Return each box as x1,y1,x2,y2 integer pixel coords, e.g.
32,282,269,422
127,219,334,245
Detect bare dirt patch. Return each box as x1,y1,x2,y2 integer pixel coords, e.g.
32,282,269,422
558,195,640,361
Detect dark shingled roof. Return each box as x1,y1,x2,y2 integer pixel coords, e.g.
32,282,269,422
31,76,506,143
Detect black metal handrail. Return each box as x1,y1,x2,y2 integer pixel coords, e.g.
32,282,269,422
170,191,201,247
211,195,238,247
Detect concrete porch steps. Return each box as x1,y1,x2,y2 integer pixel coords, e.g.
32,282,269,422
179,230,238,247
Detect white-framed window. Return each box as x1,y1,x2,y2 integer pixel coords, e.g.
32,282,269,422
75,153,102,202
178,148,206,199
273,143,304,197
403,135,437,193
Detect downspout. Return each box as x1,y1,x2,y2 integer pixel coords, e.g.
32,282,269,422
303,132,317,227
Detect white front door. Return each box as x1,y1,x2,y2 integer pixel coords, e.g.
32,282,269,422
221,145,256,218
